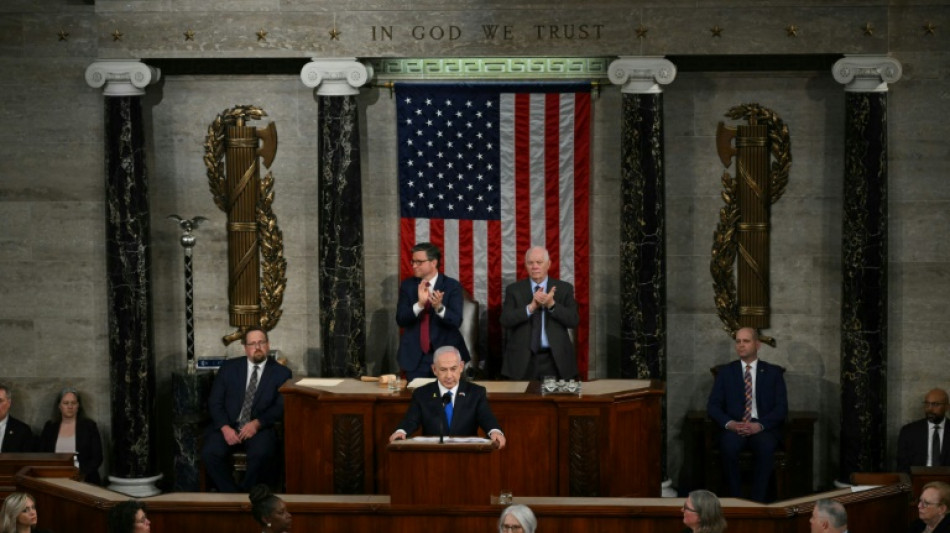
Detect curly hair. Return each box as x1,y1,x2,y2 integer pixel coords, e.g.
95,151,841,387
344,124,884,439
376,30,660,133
107,500,146,533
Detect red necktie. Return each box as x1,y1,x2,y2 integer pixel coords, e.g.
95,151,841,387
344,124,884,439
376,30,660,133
420,281,431,353
743,364,753,422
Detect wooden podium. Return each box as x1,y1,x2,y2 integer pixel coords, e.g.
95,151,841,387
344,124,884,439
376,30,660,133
387,438,500,505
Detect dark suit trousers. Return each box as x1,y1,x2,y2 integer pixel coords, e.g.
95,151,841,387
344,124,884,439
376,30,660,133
719,427,779,502
201,427,278,493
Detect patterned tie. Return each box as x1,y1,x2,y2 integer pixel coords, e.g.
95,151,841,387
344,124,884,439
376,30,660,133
742,364,753,422
420,281,431,353
238,364,260,427
934,425,943,466
444,391,454,429
530,284,544,354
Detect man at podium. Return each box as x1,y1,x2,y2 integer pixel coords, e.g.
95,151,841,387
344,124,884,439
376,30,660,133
389,346,506,449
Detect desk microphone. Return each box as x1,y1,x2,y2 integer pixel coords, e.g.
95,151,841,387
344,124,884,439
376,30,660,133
440,391,452,444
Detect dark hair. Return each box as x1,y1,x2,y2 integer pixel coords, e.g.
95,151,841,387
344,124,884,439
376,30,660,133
411,242,441,267
249,484,282,526
242,326,270,345
108,500,146,533
52,387,87,423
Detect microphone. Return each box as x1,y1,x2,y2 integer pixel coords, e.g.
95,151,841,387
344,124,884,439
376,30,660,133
440,392,452,444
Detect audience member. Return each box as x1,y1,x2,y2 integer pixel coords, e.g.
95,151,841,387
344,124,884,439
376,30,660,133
107,500,149,533
706,327,787,502
681,489,726,533
499,246,579,380
249,484,292,533
201,327,292,492
898,388,949,472
910,481,950,533
389,346,505,449
0,385,35,453
38,388,103,485
810,498,848,533
1,492,52,533
396,242,470,379
498,504,537,533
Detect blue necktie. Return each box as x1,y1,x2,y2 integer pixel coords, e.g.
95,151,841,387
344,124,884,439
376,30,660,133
444,391,453,429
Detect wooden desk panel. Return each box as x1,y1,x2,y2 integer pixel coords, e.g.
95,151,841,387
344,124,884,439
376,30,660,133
282,379,664,498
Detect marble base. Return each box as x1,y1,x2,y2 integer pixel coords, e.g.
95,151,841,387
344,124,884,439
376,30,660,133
171,370,212,491
108,473,163,497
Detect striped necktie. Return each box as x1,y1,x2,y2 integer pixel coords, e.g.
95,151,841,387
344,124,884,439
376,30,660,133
742,364,753,422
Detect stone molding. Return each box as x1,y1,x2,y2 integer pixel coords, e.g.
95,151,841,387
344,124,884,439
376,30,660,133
608,57,676,94
85,60,161,97
832,55,902,93
370,57,611,79
300,58,373,96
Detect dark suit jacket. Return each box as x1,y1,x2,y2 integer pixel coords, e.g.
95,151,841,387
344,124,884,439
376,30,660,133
897,417,950,472
499,277,579,379
396,381,501,437
208,355,293,432
909,515,950,533
396,274,470,373
707,359,788,433
38,417,103,485
1,416,35,453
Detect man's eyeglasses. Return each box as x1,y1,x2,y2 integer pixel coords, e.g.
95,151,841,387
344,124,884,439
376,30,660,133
919,499,942,508
245,341,268,348
410,259,432,265
923,401,947,408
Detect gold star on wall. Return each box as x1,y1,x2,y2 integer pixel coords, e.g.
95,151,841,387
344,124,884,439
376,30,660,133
256,29,268,42
184,29,195,41
329,27,341,40
710,25,723,37
862,22,874,36
923,22,937,36
785,24,799,37
112,29,123,42
635,25,648,39
57,30,69,42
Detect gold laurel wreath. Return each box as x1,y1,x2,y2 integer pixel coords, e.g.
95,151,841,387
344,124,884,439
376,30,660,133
710,103,791,346
203,105,286,342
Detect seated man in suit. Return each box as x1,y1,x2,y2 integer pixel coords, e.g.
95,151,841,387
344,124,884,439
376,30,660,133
396,242,470,380
809,498,848,533
0,384,34,452
897,388,949,472
389,346,505,449
201,327,292,492
706,327,788,502
499,246,580,380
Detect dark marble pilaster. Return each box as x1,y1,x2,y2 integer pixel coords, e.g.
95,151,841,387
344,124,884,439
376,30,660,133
302,59,373,377
171,371,212,491
832,56,902,481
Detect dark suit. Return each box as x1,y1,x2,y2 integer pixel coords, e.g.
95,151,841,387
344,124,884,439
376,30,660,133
38,417,103,485
909,515,950,533
499,277,579,380
0,416,35,453
396,274,470,379
897,417,950,472
395,381,501,438
707,359,788,502
201,355,292,492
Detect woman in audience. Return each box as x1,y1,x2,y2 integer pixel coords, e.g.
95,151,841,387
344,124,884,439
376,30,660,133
107,500,149,533
498,504,537,533
682,489,727,533
249,484,292,533
37,388,103,485
910,481,950,533
1,492,52,533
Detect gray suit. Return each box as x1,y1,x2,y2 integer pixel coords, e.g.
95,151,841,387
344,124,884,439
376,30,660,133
499,277,579,379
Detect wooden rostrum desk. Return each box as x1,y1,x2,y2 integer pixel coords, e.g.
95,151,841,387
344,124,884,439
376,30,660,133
281,378,664,499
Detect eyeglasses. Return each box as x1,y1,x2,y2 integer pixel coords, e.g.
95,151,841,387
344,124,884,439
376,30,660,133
682,504,697,513
923,402,947,408
501,525,523,531
411,259,432,265
245,341,269,348
919,499,942,508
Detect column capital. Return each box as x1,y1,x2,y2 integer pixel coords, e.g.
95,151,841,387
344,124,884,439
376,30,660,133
85,60,160,96
832,55,902,92
300,58,373,96
608,57,677,94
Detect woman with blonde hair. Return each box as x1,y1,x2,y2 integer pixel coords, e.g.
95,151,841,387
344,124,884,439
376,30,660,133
1,492,52,533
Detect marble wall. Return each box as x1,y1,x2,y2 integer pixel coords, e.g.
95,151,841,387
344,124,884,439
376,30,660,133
0,0,948,492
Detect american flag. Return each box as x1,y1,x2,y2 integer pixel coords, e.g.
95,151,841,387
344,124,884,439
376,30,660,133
396,82,591,379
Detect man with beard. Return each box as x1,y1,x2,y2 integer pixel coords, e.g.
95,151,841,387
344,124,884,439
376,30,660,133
898,388,950,472
202,327,292,492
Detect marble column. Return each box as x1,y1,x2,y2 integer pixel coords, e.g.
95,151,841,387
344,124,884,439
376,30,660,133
85,60,163,496
301,59,373,377
609,57,676,493
832,55,902,481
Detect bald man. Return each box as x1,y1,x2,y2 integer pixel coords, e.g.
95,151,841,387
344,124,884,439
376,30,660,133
897,388,950,472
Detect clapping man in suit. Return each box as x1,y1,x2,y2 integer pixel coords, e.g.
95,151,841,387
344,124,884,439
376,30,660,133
706,327,788,502
389,346,505,449
396,242,470,380
499,246,579,380
897,388,950,472
201,327,292,492
0,384,34,452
